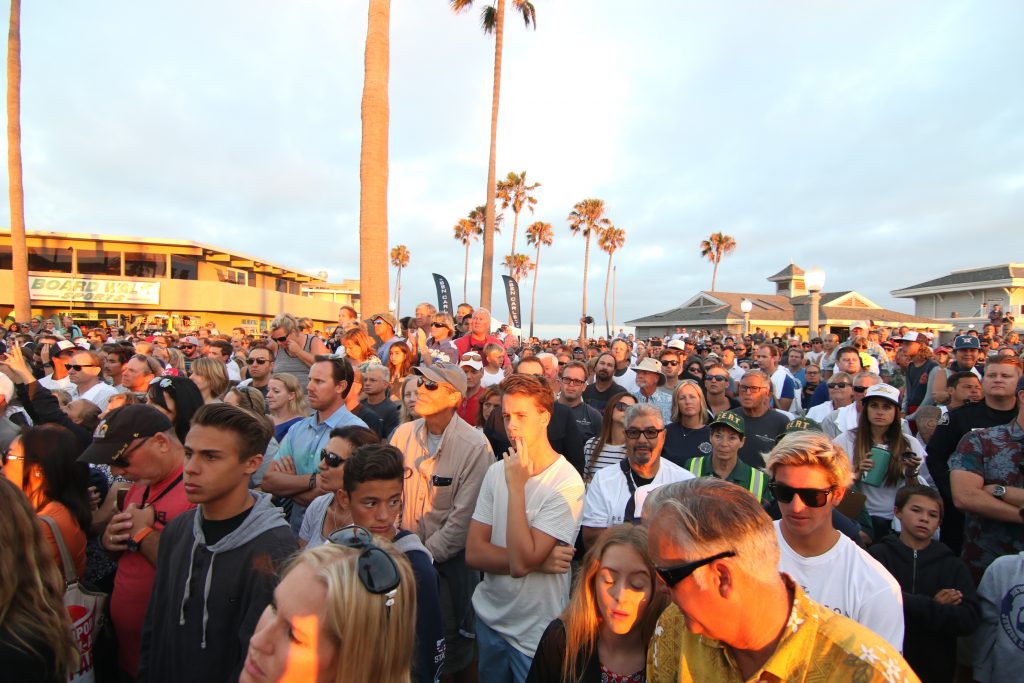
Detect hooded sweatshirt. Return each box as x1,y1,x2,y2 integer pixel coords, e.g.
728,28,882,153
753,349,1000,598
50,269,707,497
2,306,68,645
393,529,445,683
137,492,296,683
974,552,1024,683
868,534,979,683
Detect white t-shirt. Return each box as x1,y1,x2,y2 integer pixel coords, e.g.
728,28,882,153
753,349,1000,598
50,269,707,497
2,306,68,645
805,400,837,423
614,368,638,394
471,456,585,656
480,367,505,389
76,382,120,411
775,520,904,650
225,359,242,382
582,457,694,528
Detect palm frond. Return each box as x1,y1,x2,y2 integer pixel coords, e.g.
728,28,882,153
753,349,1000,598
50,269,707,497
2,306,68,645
481,4,497,33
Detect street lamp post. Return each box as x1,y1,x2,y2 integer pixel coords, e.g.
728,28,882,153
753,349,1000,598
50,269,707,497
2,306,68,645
805,267,826,340
740,298,753,336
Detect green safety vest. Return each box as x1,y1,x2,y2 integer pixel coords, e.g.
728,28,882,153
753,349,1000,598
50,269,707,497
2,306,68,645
687,456,767,502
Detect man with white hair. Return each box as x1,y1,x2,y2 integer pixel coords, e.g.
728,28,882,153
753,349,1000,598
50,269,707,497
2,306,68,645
644,477,914,682
360,362,400,437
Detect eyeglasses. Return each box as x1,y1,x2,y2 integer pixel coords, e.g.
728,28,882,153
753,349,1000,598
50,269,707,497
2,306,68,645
417,376,440,391
769,482,836,507
738,385,766,393
179,345,195,351
624,427,665,440
272,336,288,344
705,375,728,382
327,525,401,599
66,364,98,371
560,377,586,386
247,358,270,366
827,381,850,389
655,550,736,588
320,448,347,468
614,401,633,412
661,360,679,367
853,385,869,393
111,435,154,467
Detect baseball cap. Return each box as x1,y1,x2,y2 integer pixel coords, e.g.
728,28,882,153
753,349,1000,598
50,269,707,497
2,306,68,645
784,417,823,435
863,383,901,406
665,340,687,352
709,411,745,436
370,312,398,330
413,362,467,396
952,335,980,350
897,331,923,343
78,405,173,465
180,336,200,346
54,339,77,355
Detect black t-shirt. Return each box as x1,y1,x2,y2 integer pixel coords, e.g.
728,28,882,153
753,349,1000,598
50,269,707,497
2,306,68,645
582,381,627,412
729,408,790,468
201,504,254,546
905,360,938,407
362,398,400,438
564,401,603,442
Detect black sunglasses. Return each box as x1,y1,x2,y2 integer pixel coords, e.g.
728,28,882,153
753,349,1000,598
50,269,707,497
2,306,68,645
430,322,448,329
179,344,195,350
661,360,679,367
247,358,270,366
327,525,401,596
66,363,98,371
417,376,440,391
656,550,735,588
769,482,835,507
272,336,288,344
320,448,346,468
705,375,728,382
827,381,850,389
624,427,665,440
853,386,869,393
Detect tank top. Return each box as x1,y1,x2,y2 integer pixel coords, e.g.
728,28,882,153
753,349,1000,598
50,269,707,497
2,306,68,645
274,334,315,394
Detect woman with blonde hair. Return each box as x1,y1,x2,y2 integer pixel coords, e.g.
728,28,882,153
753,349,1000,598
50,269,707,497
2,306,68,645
165,346,187,375
527,524,668,683
266,373,310,443
0,478,79,682
424,312,458,364
270,312,329,395
189,356,229,403
240,537,417,683
341,327,380,364
662,379,711,467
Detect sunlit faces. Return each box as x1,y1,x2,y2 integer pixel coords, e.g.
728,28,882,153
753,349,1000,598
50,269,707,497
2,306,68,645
247,349,274,380
624,413,664,468
709,427,743,460
502,393,551,450
675,384,703,419
835,351,862,374
182,424,261,506
612,396,637,427
864,398,897,430
950,376,982,405
307,362,345,412
266,378,295,413
773,464,842,540
317,436,355,492
462,365,482,392
122,357,155,392
559,367,588,402
610,340,630,363
241,562,337,683
737,378,769,410
469,310,490,337
896,494,942,545
401,380,419,418
341,478,402,539
635,370,660,394
595,543,654,636
804,365,820,385
190,371,209,397
982,363,1021,400
414,378,459,417
595,355,616,381
108,433,170,484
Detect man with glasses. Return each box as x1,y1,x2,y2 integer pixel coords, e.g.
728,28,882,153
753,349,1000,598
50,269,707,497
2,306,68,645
361,363,400,437
80,405,195,681
820,371,882,438
391,362,492,682
582,352,626,412
765,431,904,650
805,371,854,422
66,348,118,410
581,403,693,546
237,345,273,399
558,360,602,442
645,478,913,683
137,404,295,683
658,343,685,393
727,370,790,468
370,311,401,361
177,335,203,373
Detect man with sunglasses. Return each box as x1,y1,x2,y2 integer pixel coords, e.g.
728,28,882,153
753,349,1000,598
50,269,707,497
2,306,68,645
177,335,203,373
391,362,492,681
79,405,195,681
766,432,904,650
657,345,684,393
237,345,273,399
820,371,882,439
66,348,119,411
581,403,692,547
645,478,914,683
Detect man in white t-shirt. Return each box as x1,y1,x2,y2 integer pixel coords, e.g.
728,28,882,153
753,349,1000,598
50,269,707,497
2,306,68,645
67,349,119,411
581,404,693,546
765,431,904,650
467,374,585,683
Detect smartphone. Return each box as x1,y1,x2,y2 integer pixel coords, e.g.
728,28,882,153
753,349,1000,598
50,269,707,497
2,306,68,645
116,488,129,512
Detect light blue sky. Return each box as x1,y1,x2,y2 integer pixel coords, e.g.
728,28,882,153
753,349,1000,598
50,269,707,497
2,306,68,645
5,1,1023,333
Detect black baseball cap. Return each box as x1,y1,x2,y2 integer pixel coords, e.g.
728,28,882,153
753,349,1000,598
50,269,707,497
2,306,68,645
78,404,173,465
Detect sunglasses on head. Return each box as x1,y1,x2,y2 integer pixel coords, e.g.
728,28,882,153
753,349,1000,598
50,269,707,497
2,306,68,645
327,525,401,598
656,550,735,588
320,448,346,468
769,481,835,507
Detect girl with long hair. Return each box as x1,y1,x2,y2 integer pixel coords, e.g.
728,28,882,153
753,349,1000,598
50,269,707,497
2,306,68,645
386,342,415,401
661,379,711,467
0,478,79,682
833,383,927,541
266,373,310,443
146,375,205,442
477,385,502,429
341,328,379,365
527,524,669,683
583,392,637,483
189,356,229,403
240,540,417,683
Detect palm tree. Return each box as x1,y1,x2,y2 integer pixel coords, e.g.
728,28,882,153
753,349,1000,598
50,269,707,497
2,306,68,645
495,170,540,271
468,204,502,237
450,0,537,310
699,232,737,291
7,0,29,321
389,244,410,320
359,0,391,319
568,198,611,345
502,253,533,283
598,226,625,337
525,221,552,338
453,218,481,302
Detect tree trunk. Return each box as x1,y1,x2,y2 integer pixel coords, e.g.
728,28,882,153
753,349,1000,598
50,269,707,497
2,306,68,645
603,250,612,338
529,242,540,338
479,0,505,310
7,0,29,322
508,207,520,274
710,256,719,291
463,242,470,303
580,232,591,347
612,265,617,335
394,267,402,320
358,0,391,318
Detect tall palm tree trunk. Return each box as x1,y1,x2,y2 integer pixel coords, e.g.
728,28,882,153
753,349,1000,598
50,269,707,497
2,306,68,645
529,241,540,338
394,267,402,320
710,257,719,291
7,0,29,321
580,233,591,346
479,0,505,309
463,243,470,303
603,250,613,338
508,209,520,272
358,0,391,318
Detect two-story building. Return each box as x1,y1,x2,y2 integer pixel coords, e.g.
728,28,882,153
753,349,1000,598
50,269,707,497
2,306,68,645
891,263,1023,333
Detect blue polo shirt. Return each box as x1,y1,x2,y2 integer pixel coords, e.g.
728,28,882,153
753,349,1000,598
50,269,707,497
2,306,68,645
275,404,367,474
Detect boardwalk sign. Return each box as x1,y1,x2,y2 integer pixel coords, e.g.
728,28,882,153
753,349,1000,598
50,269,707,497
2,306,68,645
29,276,161,304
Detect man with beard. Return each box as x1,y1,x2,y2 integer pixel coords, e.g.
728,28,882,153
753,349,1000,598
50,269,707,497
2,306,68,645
582,352,626,412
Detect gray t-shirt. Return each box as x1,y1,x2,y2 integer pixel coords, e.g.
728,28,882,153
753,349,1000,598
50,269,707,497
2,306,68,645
728,408,790,467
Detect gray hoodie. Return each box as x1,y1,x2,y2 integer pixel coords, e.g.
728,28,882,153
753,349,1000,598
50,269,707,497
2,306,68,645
974,551,1024,683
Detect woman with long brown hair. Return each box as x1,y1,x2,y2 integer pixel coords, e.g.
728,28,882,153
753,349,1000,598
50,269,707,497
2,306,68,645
526,524,668,683
341,327,379,365
385,342,415,400
583,392,637,483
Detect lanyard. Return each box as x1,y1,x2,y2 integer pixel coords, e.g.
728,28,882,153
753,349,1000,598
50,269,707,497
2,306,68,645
142,473,184,508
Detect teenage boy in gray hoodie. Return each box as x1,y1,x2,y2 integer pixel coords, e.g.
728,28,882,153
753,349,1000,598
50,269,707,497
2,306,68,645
339,443,445,683
138,404,296,683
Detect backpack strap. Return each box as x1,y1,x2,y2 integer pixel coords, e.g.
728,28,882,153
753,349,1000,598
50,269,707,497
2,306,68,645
39,515,77,584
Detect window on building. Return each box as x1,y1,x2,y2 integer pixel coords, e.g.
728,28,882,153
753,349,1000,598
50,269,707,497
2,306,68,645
76,248,121,276
275,277,289,293
170,254,198,280
28,246,72,273
124,252,166,278
215,267,248,286
0,244,11,270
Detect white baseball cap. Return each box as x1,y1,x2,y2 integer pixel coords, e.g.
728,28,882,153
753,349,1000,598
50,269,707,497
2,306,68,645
864,383,901,406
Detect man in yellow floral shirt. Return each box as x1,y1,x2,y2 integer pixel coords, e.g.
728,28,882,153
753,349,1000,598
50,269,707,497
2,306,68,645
643,478,919,682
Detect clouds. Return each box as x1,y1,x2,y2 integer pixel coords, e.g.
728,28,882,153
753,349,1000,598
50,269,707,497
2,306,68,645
4,1,1023,332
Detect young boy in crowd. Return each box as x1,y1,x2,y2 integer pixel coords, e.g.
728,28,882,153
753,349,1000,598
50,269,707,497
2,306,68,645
868,485,980,683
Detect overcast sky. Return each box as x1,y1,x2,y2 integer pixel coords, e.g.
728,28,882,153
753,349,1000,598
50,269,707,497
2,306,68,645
6,1,1023,335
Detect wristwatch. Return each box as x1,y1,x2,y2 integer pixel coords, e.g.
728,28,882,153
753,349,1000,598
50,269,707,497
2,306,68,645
992,485,1007,499
127,526,154,552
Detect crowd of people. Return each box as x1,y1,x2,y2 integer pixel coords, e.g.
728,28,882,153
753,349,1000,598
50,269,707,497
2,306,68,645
1,304,1022,683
